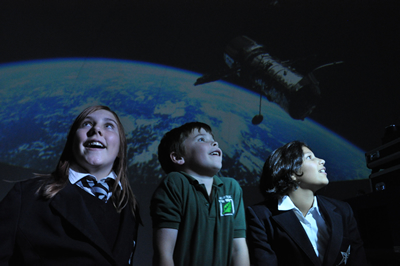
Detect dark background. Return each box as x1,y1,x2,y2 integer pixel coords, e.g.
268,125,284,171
1,0,399,264
1,0,399,152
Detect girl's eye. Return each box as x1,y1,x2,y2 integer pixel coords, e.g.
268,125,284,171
105,123,114,129
82,121,92,127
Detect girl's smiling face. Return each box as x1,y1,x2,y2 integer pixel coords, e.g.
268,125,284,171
294,146,329,192
72,109,120,179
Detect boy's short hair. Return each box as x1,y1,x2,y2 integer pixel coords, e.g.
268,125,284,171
158,122,213,174
260,140,310,198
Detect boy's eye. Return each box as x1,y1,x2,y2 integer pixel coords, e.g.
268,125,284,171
198,137,205,142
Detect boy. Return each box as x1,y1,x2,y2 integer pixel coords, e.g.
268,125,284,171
151,122,249,266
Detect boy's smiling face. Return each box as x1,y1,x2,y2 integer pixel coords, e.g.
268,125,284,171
179,128,222,177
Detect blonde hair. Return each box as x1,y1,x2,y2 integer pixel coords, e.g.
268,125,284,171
36,105,137,216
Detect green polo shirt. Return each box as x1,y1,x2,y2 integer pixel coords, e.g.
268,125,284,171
151,171,246,266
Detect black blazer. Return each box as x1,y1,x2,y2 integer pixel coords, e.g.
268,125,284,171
246,195,367,266
0,178,139,266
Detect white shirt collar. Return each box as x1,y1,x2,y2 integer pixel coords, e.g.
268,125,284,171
68,168,118,185
278,195,320,215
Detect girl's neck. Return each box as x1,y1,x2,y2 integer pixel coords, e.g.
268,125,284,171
70,163,112,181
288,188,315,217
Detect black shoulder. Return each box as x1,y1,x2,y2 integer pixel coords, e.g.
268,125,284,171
318,195,349,207
317,195,353,214
247,200,277,216
0,178,43,205
11,178,42,192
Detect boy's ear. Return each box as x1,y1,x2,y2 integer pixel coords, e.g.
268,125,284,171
170,152,185,165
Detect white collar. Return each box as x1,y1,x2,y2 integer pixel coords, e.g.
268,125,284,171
68,168,118,185
278,195,320,215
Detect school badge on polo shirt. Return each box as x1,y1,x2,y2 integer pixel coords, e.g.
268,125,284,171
219,195,235,216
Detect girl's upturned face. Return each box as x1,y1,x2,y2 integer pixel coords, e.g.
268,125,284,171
295,146,329,192
72,109,120,178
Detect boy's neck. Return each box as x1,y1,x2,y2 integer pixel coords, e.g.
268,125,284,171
183,170,215,196
195,176,214,195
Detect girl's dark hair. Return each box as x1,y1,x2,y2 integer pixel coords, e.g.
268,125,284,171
158,122,213,174
36,105,137,217
260,140,310,199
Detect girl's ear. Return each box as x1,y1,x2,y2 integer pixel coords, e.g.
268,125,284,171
170,152,185,165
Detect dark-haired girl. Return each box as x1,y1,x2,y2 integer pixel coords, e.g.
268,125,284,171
246,141,366,266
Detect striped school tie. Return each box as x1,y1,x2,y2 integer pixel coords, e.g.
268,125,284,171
79,176,115,202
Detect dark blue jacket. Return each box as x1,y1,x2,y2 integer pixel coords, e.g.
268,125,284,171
246,195,367,266
0,178,139,266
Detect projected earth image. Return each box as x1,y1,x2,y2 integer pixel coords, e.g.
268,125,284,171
0,59,370,185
